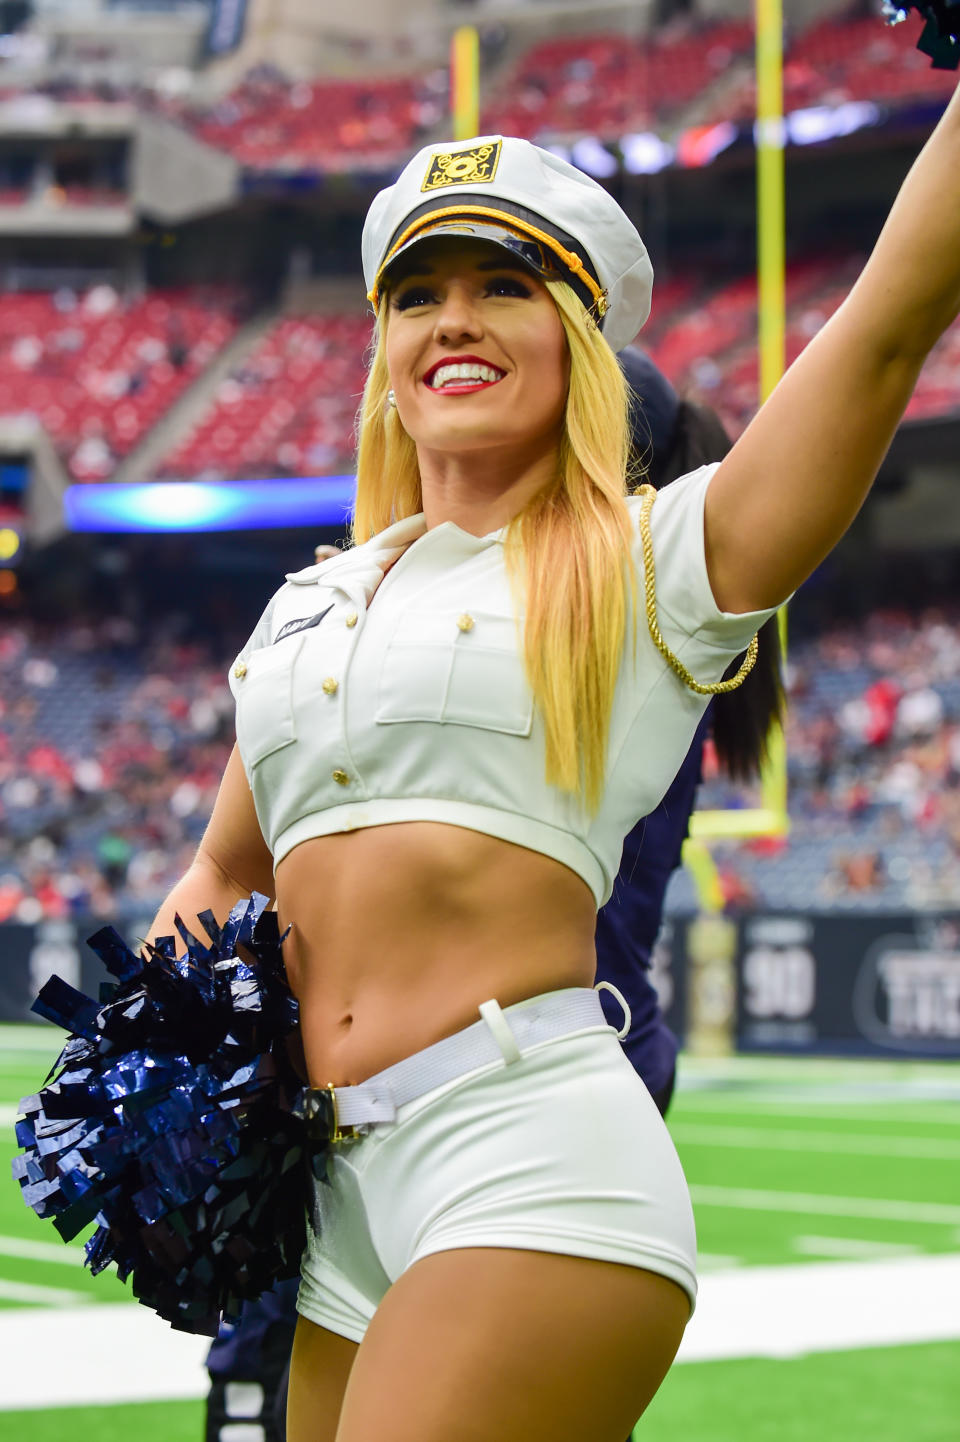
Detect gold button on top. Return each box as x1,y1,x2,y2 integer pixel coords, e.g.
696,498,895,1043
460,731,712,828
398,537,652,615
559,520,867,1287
345,611,358,628
233,661,247,679
332,769,350,786
322,677,339,695
457,613,475,633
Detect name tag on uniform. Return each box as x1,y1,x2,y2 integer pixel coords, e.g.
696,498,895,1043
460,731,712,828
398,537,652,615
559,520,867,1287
274,604,334,643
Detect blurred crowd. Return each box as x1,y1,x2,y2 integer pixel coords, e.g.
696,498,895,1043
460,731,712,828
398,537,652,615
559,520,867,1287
0,612,234,925
697,606,960,911
0,284,244,480
4,603,960,923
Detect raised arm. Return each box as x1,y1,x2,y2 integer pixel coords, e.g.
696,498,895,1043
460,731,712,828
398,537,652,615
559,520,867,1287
705,77,960,614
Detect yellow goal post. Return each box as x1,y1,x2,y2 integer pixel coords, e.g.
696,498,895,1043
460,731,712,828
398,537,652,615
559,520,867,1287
684,0,790,909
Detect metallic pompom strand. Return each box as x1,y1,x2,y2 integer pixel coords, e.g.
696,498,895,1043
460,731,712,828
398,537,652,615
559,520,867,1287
884,0,960,68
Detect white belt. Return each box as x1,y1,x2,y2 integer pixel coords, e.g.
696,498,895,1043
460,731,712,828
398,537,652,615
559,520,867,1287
301,983,632,1143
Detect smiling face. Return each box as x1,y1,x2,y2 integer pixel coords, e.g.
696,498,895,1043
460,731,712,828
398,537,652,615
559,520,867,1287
383,236,569,469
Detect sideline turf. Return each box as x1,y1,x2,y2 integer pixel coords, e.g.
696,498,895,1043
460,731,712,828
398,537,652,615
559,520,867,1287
0,1400,203,1441
633,1341,960,1441
1,1344,955,1441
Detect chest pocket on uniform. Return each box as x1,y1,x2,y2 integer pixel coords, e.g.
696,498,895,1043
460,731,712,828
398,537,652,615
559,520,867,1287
230,632,306,769
376,607,534,737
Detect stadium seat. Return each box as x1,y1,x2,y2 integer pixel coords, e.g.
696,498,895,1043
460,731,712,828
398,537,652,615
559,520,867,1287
159,313,373,479
0,287,241,479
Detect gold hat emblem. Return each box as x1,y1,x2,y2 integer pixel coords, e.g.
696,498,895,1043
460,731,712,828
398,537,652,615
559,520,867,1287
422,140,502,192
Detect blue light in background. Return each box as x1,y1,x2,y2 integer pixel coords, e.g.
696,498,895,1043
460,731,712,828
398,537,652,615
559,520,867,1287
621,132,675,175
786,101,880,147
571,136,619,179
63,477,358,533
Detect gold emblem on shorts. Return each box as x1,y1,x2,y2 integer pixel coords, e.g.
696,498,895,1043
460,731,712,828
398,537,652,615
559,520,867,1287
422,140,502,192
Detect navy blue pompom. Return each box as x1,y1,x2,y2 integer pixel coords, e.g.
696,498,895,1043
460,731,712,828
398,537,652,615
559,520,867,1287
11,893,334,1336
884,1,960,69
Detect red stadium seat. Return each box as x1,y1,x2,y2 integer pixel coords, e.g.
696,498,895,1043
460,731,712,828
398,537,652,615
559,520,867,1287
481,23,754,140
159,313,373,479
0,287,241,479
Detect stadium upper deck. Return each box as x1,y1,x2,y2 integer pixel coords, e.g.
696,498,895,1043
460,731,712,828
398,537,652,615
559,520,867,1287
0,9,955,185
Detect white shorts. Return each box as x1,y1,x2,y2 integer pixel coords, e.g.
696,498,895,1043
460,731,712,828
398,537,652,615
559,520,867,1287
297,988,698,1343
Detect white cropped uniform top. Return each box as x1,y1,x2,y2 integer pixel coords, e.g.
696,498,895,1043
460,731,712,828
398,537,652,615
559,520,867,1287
228,463,779,909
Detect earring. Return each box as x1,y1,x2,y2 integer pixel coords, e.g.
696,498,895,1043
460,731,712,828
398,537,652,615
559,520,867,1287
386,389,397,408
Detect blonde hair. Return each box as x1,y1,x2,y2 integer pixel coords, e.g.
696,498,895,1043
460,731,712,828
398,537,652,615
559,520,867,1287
350,279,639,816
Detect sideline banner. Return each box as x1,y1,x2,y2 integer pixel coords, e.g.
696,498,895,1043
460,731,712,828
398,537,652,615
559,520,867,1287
205,0,249,58
0,923,35,1022
0,914,153,1030
736,912,960,1058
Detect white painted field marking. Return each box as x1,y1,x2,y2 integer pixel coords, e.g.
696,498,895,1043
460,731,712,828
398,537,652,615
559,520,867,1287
0,1303,211,1408
1,1104,25,1125
1,1255,958,1406
690,1184,960,1226
0,1235,87,1268
0,1279,88,1306
676,1099,959,1126
672,1123,960,1160
0,1026,60,1057
792,1236,921,1260
678,1253,960,1362
678,1055,960,1085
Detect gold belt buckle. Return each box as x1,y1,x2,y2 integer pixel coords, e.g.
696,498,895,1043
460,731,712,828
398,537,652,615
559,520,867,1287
326,1083,358,1143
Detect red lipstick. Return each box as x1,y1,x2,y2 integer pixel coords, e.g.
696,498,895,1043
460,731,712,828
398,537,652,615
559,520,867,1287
422,355,507,392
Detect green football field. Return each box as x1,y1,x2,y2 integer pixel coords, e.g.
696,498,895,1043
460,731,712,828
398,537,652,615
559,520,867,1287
2,1025,958,1440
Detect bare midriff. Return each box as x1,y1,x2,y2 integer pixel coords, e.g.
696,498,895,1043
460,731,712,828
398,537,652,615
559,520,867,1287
275,823,598,1089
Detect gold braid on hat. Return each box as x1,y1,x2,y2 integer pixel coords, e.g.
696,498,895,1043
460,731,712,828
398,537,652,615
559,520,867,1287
637,484,759,696
370,205,608,317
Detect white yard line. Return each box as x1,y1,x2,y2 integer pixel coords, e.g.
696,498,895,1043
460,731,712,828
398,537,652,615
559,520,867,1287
0,1235,88,1268
791,1235,921,1260
677,1056,960,1085
0,1304,211,1409
678,1253,960,1362
676,1099,960,1125
0,1279,88,1306
689,1184,960,1226
671,1124,960,1160
1,1255,958,1408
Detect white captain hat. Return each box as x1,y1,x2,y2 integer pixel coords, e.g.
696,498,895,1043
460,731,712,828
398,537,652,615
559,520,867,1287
362,134,654,355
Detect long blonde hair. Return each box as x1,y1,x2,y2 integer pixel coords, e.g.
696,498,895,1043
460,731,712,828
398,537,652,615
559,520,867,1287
350,279,639,816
